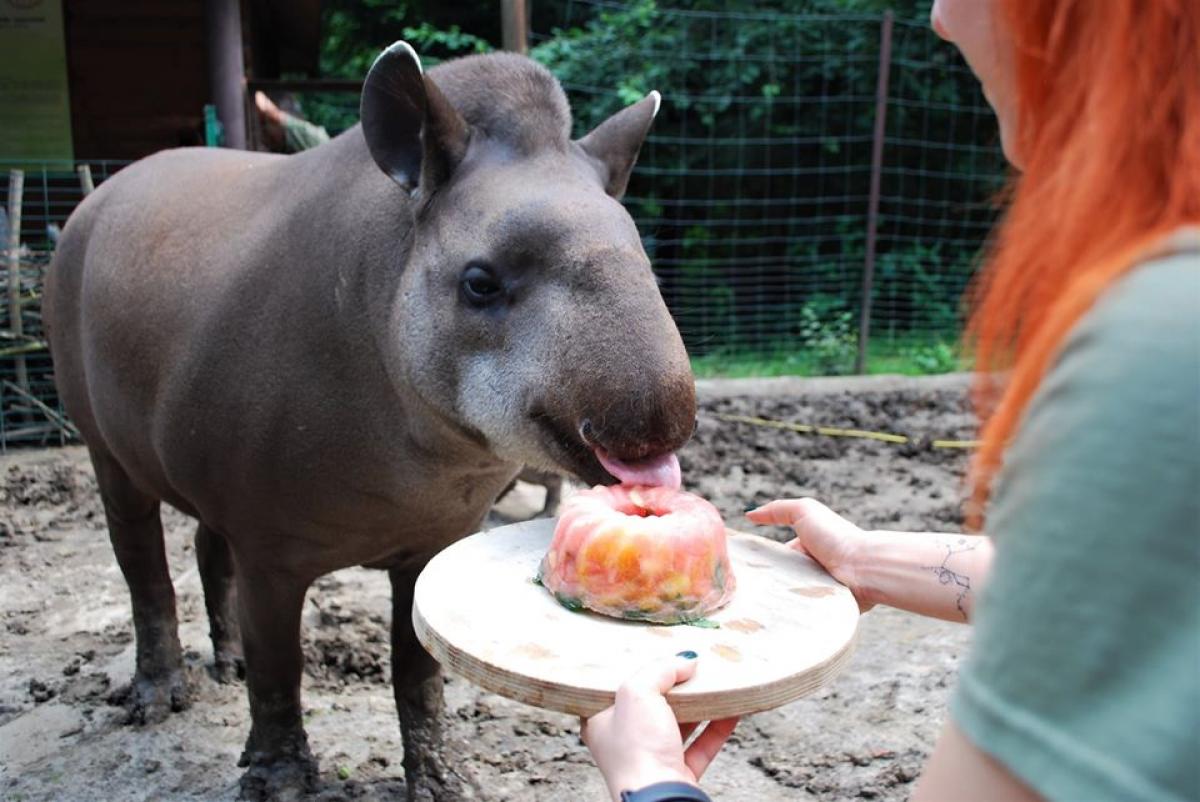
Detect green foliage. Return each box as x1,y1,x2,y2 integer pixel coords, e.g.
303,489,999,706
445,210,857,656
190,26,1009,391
872,239,974,338
907,341,961,374
399,22,492,62
530,0,896,134
796,302,857,376
306,0,495,133
319,0,498,78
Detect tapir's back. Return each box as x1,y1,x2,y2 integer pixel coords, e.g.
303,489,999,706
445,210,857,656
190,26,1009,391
49,146,287,325
48,146,289,340
46,148,288,449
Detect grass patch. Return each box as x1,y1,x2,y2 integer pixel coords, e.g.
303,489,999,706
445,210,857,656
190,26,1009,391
691,336,967,379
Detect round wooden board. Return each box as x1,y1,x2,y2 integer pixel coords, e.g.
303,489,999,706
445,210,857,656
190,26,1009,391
413,518,859,722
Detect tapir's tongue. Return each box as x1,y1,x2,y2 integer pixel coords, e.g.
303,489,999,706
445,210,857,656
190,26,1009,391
594,448,682,490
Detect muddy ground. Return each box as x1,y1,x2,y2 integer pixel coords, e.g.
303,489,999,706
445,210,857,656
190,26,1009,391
0,374,975,802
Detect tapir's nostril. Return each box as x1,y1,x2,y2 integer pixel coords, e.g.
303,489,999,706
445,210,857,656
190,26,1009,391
579,419,595,444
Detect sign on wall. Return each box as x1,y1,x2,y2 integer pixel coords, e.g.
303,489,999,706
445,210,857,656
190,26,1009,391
0,0,73,164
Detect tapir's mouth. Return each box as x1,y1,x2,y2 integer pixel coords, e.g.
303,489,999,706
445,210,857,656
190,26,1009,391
533,413,612,486
594,448,682,490
532,411,682,489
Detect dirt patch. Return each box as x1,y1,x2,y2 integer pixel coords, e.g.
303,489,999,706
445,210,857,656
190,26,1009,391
0,375,974,801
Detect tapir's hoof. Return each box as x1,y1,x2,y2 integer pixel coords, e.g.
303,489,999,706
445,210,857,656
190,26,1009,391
237,750,319,802
108,669,193,725
405,755,482,802
211,652,246,684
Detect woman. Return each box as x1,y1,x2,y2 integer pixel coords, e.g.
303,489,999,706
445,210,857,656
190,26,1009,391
582,1,1199,800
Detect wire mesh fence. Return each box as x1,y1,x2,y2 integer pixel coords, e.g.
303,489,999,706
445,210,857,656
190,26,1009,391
0,4,1007,449
1,163,127,450
532,1,1007,374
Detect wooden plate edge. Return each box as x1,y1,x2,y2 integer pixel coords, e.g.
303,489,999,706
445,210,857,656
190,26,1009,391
413,594,860,722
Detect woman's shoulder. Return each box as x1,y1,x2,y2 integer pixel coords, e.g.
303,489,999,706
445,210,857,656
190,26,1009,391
990,225,1198,544
1080,231,1199,350
1048,231,1199,407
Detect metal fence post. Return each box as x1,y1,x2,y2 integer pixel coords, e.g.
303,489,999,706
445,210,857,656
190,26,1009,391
502,0,529,54
855,10,894,374
6,169,28,398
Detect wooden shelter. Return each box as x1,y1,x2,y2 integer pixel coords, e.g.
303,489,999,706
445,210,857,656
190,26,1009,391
62,0,321,161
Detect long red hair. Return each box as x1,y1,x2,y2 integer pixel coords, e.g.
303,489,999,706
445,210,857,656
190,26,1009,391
966,0,1200,527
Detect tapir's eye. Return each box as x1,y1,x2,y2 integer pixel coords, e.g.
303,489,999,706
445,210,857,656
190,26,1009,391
459,264,504,308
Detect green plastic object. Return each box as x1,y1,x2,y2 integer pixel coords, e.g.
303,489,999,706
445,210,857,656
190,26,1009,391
203,104,225,147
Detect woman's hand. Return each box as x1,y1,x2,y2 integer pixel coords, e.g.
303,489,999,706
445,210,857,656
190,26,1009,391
581,654,739,802
748,498,995,623
746,498,875,612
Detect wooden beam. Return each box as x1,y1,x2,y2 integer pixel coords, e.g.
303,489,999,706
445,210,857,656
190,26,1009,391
204,0,248,149
501,0,529,54
247,78,362,94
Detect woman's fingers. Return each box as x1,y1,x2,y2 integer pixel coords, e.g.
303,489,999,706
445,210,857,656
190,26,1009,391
745,498,823,527
617,654,699,703
683,717,740,778
749,498,860,542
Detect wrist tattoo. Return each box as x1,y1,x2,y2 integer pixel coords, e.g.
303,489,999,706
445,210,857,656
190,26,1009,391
924,539,976,621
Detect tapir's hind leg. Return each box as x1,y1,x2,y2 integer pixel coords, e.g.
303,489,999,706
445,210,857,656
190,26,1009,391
195,522,244,683
389,562,479,802
90,447,191,723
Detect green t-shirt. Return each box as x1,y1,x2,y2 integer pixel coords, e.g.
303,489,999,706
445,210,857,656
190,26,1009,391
284,115,330,152
951,245,1200,802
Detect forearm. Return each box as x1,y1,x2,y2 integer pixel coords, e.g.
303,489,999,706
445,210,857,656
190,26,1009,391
852,531,994,622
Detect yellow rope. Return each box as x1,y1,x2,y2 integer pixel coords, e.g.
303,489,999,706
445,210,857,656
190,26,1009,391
931,439,982,449
709,412,980,450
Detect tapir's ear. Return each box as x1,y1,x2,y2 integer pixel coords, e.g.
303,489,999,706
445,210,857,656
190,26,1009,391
360,40,469,193
576,91,661,199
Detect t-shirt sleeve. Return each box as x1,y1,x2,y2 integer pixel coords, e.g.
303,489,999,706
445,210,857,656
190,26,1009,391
950,252,1200,802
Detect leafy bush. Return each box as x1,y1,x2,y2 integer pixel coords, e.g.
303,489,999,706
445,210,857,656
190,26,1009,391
907,341,961,374
796,303,857,375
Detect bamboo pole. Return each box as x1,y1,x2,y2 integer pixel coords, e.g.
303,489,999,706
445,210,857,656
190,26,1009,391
855,11,894,375
77,164,95,195
3,380,79,441
6,169,28,397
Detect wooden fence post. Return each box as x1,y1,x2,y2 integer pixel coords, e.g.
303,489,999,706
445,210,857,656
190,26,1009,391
501,0,529,54
204,0,247,149
6,169,28,398
855,10,894,375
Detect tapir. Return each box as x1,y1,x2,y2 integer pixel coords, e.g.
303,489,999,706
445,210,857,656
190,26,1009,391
44,43,695,800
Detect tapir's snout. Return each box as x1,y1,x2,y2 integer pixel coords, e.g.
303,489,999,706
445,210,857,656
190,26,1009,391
536,352,696,489
579,368,696,463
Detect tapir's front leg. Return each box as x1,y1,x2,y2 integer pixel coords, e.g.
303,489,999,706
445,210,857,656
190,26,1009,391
389,562,479,802
234,564,318,800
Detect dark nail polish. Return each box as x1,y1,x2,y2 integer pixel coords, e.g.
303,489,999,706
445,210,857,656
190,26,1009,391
744,502,759,513
676,650,698,660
